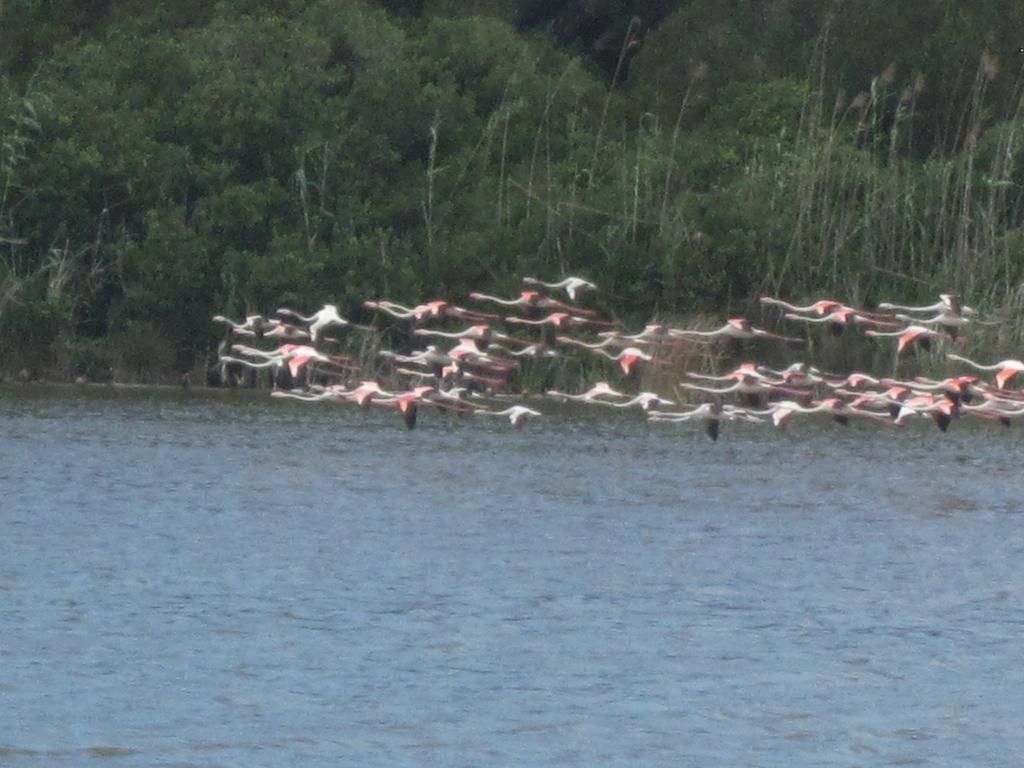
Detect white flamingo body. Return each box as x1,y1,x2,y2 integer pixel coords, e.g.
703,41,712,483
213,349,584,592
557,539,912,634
522,276,597,302
547,381,629,403
476,405,543,427
675,318,802,344
276,304,364,342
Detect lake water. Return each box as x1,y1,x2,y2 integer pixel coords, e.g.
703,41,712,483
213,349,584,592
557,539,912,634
2,384,1024,766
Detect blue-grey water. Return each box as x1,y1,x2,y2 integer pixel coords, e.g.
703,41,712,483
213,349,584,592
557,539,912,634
2,384,1024,766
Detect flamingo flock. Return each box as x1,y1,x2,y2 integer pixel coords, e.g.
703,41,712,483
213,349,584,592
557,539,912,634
213,282,1023,439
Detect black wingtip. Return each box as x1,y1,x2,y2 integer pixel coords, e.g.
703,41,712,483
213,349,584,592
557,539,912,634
705,419,720,442
403,403,419,430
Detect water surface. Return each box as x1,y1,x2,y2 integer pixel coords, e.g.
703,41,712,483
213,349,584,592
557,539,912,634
2,384,1024,766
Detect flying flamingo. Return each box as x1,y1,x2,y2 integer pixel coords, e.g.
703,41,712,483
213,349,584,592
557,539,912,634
613,324,698,345
469,290,600,317
673,318,803,344
947,354,1024,389
212,314,277,337
413,324,526,349
363,299,498,324
892,394,959,431
491,342,561,359
680,372,810,406
648,403,764,441
475,405,543,427
891,310,985,339
261,322,312,341
522,276,597,302
594,392,676,411
761,296,895,320
878,293,977,317
593,346,655,375
556,333,635,351
822,372,884,390
275,304,370,342
962,399,1024,426
759,297,845,315
768,362,830,388
684,362,774,384
504,312,615,330
863,325,951,356
224,343,351,378
782,310,900,336
893,375,981,406
362,299,418,319
412,300,500,324
546,381,630,403
447,338,518,370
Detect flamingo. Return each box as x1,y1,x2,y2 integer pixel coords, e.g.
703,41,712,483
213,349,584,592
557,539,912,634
275,304,370,342
648,403,764,441
878,293,977,317
770,362,829,388
504,312,615,330
469,290,599,317
212,314,276,337
363,299,418,319
546,381,630,403
364,299,497,324
782,310,900,336
759,297,845,315
680,373,810,406
947,354,1024,389
556,333,635,351
444,363,510,391
892,311,980,339
475,405,543,427
761,296,895,320
893,394,959,431
685,362,774,384
612,324,687,345
593,346,655,375
962,399,1024,426
492,342,561,359
447,338,518,370
895,375,981,406
673,318,803,344
757,399,833,429
412,300,500,324
863,325,951,356
224,344,350,378
589,392,676,411
413,324,525,348
338,380,397,406
379,345,452,378
383,392,422,429
522,276,597,302
822,372,884,390
270,388,343,402
261,322,312,341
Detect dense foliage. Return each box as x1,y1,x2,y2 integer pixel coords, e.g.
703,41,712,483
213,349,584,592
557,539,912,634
2,0,1024,379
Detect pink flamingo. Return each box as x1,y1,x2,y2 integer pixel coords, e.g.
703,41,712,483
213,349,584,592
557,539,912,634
947,354,1024,389
863,324,951,356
